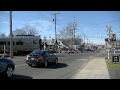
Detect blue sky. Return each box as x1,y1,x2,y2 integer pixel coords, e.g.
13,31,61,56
0,11,120,45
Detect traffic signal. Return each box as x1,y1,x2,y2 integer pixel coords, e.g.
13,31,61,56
105,38,108,42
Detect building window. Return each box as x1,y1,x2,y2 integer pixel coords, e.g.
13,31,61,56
16,42,23,45
33,40,37,44
0,42,6,45
8,42,15,45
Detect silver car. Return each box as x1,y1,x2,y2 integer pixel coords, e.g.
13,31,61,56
0,56,15,78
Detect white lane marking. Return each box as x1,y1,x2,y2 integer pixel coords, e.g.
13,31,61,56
15,64,27,67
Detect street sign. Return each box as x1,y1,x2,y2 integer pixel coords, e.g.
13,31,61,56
112,55,119,64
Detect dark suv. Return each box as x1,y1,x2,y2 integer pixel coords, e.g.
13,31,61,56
25,50,58,67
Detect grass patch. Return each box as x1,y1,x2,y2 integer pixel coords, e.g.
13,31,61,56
105,57,120,69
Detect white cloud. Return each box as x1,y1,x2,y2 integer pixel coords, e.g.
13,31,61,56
84,28,89,31
36,19,52,31
13,21,17,23
0,21,9,24
4,11,9,13
29,23,36,26
12,19,54,36
20,19,52,31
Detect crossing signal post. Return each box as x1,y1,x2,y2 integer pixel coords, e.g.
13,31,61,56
106,26,113,59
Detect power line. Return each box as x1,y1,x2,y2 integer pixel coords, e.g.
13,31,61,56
92,20,120,25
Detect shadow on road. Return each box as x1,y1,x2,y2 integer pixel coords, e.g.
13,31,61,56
11,74,33,79
0,74,33,79
32,63,68,69
46,63,68,69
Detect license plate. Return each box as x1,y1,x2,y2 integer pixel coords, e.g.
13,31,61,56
31,58,35,60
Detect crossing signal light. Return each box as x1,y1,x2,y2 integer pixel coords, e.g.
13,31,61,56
105,38,108,42
112,34,116,41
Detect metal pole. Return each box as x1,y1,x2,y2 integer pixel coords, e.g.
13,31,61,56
51,13,60,54
106,26,112,59
10,11,13,58
73,17,76,50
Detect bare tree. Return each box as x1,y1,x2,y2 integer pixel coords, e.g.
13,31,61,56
9,24,39,36
13,29,27,36
22,24,38,35
57,22,82,45
0,32,6,37
75,34,83,44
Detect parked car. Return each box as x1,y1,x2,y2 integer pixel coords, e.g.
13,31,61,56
0,56,15,78
25,50,58,67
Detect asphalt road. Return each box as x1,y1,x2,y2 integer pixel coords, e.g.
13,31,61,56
9,51,100,79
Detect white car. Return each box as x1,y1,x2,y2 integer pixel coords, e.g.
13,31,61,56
67,50,74,54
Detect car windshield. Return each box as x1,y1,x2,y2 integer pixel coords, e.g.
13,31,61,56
30,50,43,55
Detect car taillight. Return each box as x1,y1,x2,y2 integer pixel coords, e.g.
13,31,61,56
26,54,29,60
38,56,43,59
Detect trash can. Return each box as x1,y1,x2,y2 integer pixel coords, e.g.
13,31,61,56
112,54,119,64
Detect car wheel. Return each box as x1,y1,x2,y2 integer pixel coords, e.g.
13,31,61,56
28,64,32,67
54,58,58,64
45,61,48,67
5,66,14,78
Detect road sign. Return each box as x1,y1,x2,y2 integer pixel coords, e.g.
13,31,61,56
112,55,119,64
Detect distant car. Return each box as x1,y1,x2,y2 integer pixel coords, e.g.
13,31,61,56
67,50,74,54
0,56,15,78
25,50,58,67
91,48,96,52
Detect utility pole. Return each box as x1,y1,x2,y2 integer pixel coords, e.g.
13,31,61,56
73,17,76,49
10,11,13,58
51,13,60,53
106,26,113,59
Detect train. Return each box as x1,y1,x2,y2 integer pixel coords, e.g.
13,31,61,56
0,35,42,56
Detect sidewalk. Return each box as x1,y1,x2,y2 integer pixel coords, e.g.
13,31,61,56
74,57,110,79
